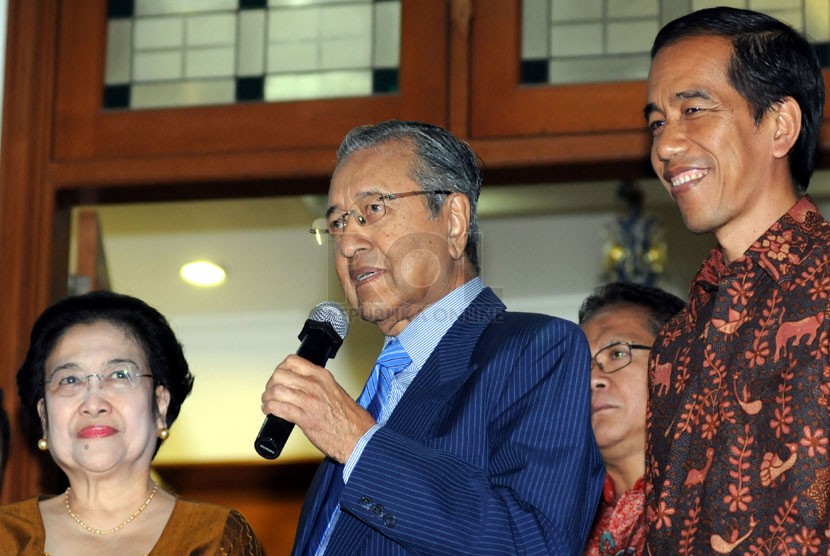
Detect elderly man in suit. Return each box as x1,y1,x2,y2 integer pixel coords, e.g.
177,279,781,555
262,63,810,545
261,119,603,555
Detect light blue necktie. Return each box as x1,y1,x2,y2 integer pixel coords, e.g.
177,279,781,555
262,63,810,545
357,338,412,420
305,338,412,556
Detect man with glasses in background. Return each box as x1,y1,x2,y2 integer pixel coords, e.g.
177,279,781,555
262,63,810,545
578,282,685,556
261,119,603,555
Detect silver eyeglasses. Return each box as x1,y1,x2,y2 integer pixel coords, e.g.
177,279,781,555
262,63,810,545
45,362,153,397
590,341,652,374
309,190,453,239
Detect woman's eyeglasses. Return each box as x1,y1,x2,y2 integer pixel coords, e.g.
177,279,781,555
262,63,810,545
45,363,153,397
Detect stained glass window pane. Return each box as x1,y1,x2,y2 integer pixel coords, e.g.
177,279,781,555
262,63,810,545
104,0,401,110
520,0,830,86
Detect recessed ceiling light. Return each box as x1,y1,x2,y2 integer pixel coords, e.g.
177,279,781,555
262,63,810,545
180,261,226,287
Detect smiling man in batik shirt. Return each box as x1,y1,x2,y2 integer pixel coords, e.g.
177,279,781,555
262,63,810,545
643,7,830,555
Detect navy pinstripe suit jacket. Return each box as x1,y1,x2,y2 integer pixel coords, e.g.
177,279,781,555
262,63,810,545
292,287,603,555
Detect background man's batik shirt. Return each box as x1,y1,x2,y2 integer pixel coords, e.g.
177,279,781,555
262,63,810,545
584,475,646,556
646,197,830,555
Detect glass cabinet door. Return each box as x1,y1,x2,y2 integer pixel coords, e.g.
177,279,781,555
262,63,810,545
471,0,830,140
54,0,449,161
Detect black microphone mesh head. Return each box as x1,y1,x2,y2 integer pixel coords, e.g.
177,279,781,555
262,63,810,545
308,301,349,340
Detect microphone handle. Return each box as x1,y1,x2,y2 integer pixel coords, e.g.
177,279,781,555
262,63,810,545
254,320,344,460
254,415,295,460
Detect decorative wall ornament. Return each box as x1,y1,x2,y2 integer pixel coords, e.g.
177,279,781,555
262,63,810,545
602,180,667,286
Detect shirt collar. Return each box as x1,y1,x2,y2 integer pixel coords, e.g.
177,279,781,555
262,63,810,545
388,277,484,369
695,196,825,290
601,473,645,505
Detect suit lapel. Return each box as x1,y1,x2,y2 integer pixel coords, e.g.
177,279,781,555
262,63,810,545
385,287,505,438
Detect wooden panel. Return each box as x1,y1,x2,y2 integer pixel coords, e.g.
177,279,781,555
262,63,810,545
155,461,319,556
47,146,337,193
75,210,111,292
448,0,473,136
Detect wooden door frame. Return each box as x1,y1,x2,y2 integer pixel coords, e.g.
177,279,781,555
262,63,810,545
0,0,64,503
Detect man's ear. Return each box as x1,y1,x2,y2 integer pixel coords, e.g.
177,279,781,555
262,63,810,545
155,386,171,430
445,194,470,260
772,96,801,159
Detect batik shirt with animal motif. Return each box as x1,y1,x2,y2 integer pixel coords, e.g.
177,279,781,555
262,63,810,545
645,196,830,556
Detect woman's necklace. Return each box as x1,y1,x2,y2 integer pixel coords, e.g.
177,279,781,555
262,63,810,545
64,481,159,535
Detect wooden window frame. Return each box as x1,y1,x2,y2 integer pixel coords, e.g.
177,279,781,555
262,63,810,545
51,1,450,187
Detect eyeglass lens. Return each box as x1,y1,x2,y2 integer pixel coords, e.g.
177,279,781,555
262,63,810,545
326,197,387,235
594,343,634,373
46,363,149,397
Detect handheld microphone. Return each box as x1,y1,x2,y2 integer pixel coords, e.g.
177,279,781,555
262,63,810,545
254,301,350,460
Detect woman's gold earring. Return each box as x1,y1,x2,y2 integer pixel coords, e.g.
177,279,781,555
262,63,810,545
158,428,169,440
37,438,48,451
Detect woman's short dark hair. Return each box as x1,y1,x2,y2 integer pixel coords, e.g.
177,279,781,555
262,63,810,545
651,7,824,192
16,291,194,450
